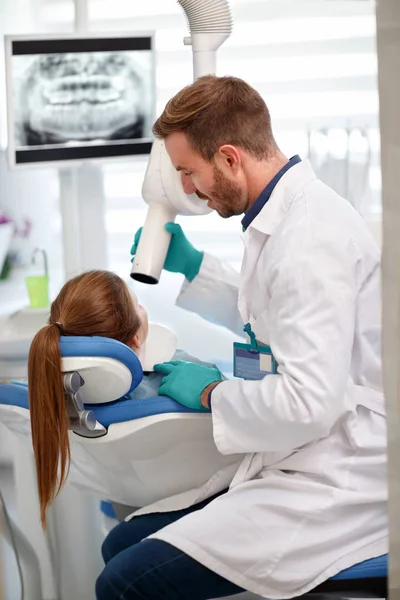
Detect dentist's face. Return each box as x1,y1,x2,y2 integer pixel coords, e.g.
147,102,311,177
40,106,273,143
165,131,247,218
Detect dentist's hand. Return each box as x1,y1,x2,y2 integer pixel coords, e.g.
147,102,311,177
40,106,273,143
154,360,222,410
130,222,203,281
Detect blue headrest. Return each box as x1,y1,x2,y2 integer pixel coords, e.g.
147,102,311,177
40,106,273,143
59,336,143,395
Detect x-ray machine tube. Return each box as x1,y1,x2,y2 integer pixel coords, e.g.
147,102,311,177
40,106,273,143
130,0,232,284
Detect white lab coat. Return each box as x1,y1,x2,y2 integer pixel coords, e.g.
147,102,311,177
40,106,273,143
133,160,388,598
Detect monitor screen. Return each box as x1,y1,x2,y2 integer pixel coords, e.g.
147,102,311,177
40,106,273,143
5,33,155,168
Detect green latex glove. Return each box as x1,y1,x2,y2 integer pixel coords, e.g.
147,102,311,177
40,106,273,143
154,360,222,410
130,222,203,281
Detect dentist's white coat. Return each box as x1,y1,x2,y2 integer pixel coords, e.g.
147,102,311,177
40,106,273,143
143,160,388,598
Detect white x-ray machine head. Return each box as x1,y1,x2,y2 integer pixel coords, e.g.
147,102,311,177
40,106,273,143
130,0,232,284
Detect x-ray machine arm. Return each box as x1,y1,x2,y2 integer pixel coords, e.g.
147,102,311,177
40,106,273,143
130,0,232,284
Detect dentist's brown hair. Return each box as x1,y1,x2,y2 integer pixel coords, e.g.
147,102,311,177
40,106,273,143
153,75,278,161
28,270,141,527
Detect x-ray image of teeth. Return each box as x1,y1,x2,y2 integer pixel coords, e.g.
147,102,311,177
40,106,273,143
12,50,153,147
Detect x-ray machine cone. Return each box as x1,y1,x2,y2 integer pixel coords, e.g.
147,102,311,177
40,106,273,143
130,0,232,284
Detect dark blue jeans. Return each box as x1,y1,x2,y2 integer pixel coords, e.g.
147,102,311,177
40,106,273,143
96,493,245,600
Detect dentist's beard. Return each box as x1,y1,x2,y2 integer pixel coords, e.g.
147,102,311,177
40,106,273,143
208,166,245,218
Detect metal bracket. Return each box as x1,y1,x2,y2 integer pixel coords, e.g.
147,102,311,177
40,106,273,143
63,371,107,438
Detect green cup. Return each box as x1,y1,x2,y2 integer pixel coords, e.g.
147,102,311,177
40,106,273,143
25,275,50,309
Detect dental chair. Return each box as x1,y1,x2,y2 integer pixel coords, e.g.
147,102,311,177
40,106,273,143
0,332,388,600
0,327,243,600
0,329,241,508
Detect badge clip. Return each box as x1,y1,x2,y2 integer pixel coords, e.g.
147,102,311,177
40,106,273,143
233,323,278,380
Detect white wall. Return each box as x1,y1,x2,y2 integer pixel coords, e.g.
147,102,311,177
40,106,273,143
0,152,63,273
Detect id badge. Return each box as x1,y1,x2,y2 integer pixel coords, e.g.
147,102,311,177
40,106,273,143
233,323,278,380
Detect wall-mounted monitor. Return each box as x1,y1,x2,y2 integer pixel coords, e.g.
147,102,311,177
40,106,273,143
4,32,155,168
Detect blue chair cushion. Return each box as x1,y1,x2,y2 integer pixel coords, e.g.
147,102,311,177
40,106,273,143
331,553,387,580
89,395,199,427
59,336,143,394
100,500,117,520
0,381,199,428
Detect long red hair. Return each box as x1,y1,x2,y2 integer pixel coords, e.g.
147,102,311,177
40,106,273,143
28,270,141,527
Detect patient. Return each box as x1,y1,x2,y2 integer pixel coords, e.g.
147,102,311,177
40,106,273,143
28,269,215,527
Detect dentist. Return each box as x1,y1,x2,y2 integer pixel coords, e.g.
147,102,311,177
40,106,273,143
96,75,387,600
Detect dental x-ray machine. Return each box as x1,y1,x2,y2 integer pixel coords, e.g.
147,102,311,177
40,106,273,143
130,0,233,284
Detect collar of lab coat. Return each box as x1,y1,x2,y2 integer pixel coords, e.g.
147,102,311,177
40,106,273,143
246,159,317,237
